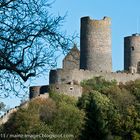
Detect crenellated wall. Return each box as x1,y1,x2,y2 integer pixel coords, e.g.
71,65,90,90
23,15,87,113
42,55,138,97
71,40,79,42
0,101,29,125
4,15,140,126
0,108,18,125
29,85,49,99
30,16,140,100
50,69,140,85
0,94,49,125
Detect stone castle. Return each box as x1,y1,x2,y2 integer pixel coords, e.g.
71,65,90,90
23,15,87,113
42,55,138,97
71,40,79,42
29,16,140,99
2,16,140,125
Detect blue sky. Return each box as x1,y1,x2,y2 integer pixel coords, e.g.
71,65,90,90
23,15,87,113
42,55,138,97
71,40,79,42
1,0,140,109
52,0,140,71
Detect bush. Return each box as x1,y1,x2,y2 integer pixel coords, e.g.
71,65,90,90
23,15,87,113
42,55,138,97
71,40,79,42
80,77,140,140
1,93,85,140
78,91,114,140
2,77,140,140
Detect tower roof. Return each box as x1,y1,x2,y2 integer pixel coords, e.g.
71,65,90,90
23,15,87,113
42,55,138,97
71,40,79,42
64,44,80,60
63,44,80,70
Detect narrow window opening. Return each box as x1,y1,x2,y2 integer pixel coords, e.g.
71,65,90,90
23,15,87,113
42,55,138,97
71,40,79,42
131,46,134,51
70,87,73,90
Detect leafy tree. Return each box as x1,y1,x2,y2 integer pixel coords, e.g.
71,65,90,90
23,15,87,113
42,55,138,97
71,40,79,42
80,77,140,140
78,91,113,140
3,77,140,140
46,93,85,139
2,93,85,140
2,98,54,135
49,92,77,106
0,0,73,97
81,76,117,94
50,102,85,139
124,80,140,100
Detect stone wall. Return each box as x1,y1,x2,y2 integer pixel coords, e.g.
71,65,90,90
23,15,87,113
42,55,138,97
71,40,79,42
0,101,29,125
0,108,18,125
124,33,140,73
0,94,49,125
29,85,49,99
50,69,140,85
80,16,112,72
63,46,80,70
30,16,140,100
50,84,82,98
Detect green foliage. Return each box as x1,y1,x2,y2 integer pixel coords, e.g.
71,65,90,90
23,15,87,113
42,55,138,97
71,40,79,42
81,76,117,93
124,80,140,100
1,94,85,140
78,91,114,140
79,77,140,140
50,102,85,139
49,92,77,106
131,131,140,140
3,98,54,135
2,77,140,140
48,93,85,139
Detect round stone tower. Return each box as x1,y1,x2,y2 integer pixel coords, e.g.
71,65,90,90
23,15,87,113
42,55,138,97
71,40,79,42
29,86,41,99
124,33,140,73
80,16,112,72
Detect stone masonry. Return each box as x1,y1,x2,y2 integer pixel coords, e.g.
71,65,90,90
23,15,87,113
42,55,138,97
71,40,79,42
63,44,80,70
5,16,140,126
29,16,140,99
124,33,140,73
80,16,112,72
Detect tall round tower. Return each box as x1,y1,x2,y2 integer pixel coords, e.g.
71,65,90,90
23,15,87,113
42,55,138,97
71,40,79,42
124,33,140,73
80,16,112,72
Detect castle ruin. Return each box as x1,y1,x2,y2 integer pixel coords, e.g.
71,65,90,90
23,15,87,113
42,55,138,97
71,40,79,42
80,16,112,72
30,16,140,99
124,33,140,73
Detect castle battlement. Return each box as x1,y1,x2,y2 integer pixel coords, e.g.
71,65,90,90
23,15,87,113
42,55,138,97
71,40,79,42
2,15,140,126
50,69,140,85
81,16,111,26
29,16,140,99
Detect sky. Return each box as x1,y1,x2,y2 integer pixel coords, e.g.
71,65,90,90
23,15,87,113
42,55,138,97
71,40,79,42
1,0,140,110
51,0,140,71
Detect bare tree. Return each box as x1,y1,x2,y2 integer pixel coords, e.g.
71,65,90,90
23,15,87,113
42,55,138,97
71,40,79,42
0,0,73,97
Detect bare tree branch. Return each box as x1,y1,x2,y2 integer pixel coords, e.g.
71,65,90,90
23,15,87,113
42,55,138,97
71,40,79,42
0,0,74,97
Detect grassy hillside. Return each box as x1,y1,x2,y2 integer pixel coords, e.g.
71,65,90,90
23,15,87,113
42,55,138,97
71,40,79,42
1,77,140,140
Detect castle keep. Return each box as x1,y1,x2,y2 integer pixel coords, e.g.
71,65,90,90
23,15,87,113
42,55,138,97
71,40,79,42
30,16,140,99
124,33,140,73
80,16,112,72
